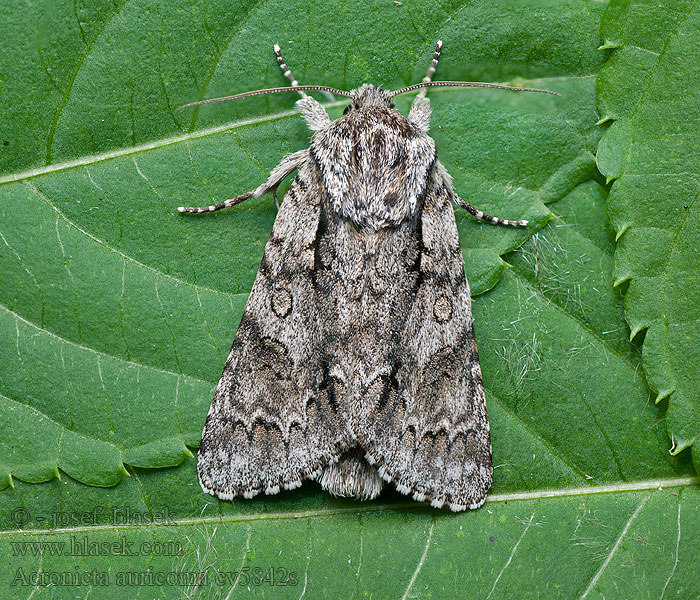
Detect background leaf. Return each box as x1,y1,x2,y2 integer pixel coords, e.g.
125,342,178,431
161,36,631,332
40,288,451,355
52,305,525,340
2,0,700,597
596,0,700,471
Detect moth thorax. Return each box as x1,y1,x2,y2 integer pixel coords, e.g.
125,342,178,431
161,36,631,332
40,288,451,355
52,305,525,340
313,99,436,230
333,192,418,231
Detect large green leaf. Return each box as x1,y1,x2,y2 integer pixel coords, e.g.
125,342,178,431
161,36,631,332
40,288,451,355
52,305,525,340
0,0,603,486
4,0,700,597
596,0,700,471
1,180,698,598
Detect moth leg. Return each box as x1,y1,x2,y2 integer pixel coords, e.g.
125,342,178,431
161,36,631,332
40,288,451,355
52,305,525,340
435,160,528,226
273,44,306,97
408,40,442,132
415,40,442,102
453,196,528,227
178,148,309,214
319,447,384,501
177,191,253,214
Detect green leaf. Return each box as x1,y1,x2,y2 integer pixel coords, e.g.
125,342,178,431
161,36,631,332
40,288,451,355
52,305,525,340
6,0,699,596
0,458,698,599
487,181,683,487
1,181,698,597
596,0,700,471
0,0,605,485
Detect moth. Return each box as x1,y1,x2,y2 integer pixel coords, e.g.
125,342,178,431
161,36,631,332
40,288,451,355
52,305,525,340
179,42,558,511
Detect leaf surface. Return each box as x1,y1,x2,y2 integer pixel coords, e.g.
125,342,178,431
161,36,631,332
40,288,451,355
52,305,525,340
4,0,699,597
596,0,700,470
1,179,697,595
0,0,604,484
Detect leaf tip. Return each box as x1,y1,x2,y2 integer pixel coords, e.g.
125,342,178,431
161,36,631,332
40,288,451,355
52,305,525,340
598,40,621,51
612,274,629,288
654,389,674,404
543,213,560,225
614,224,629,241
629,322,647,340
669,436,694,456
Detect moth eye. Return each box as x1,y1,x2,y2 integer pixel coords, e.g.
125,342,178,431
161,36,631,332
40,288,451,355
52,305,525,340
343,105,352,115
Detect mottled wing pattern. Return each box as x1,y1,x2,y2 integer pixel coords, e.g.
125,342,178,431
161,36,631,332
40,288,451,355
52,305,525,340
198,163,349,499
359,175,493,510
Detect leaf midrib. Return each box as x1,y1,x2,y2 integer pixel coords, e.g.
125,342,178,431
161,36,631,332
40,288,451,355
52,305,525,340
0,102,344,185
3,477,697,537
0,75,593,187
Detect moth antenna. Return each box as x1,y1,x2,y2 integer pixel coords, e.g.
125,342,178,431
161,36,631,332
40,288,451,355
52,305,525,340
392,81,563,97
177,85,352,111
273,44,306,98
416,40,443,100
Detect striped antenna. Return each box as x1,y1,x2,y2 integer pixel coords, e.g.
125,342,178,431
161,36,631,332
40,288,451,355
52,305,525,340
177,85,352,111
273,44,306,97
391,81,563,97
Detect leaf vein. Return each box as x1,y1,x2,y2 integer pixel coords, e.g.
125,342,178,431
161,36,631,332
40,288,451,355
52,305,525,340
45,0,132,163
659,492,682,600
401,515,435,600
486,386,590,483
24,180,245,298
2,478,697,536
486,511,536,600
187,0,269,131
1,303,215,388
578,494,650,599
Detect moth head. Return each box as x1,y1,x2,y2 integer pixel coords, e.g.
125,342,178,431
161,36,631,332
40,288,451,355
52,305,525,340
344,84,395,114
